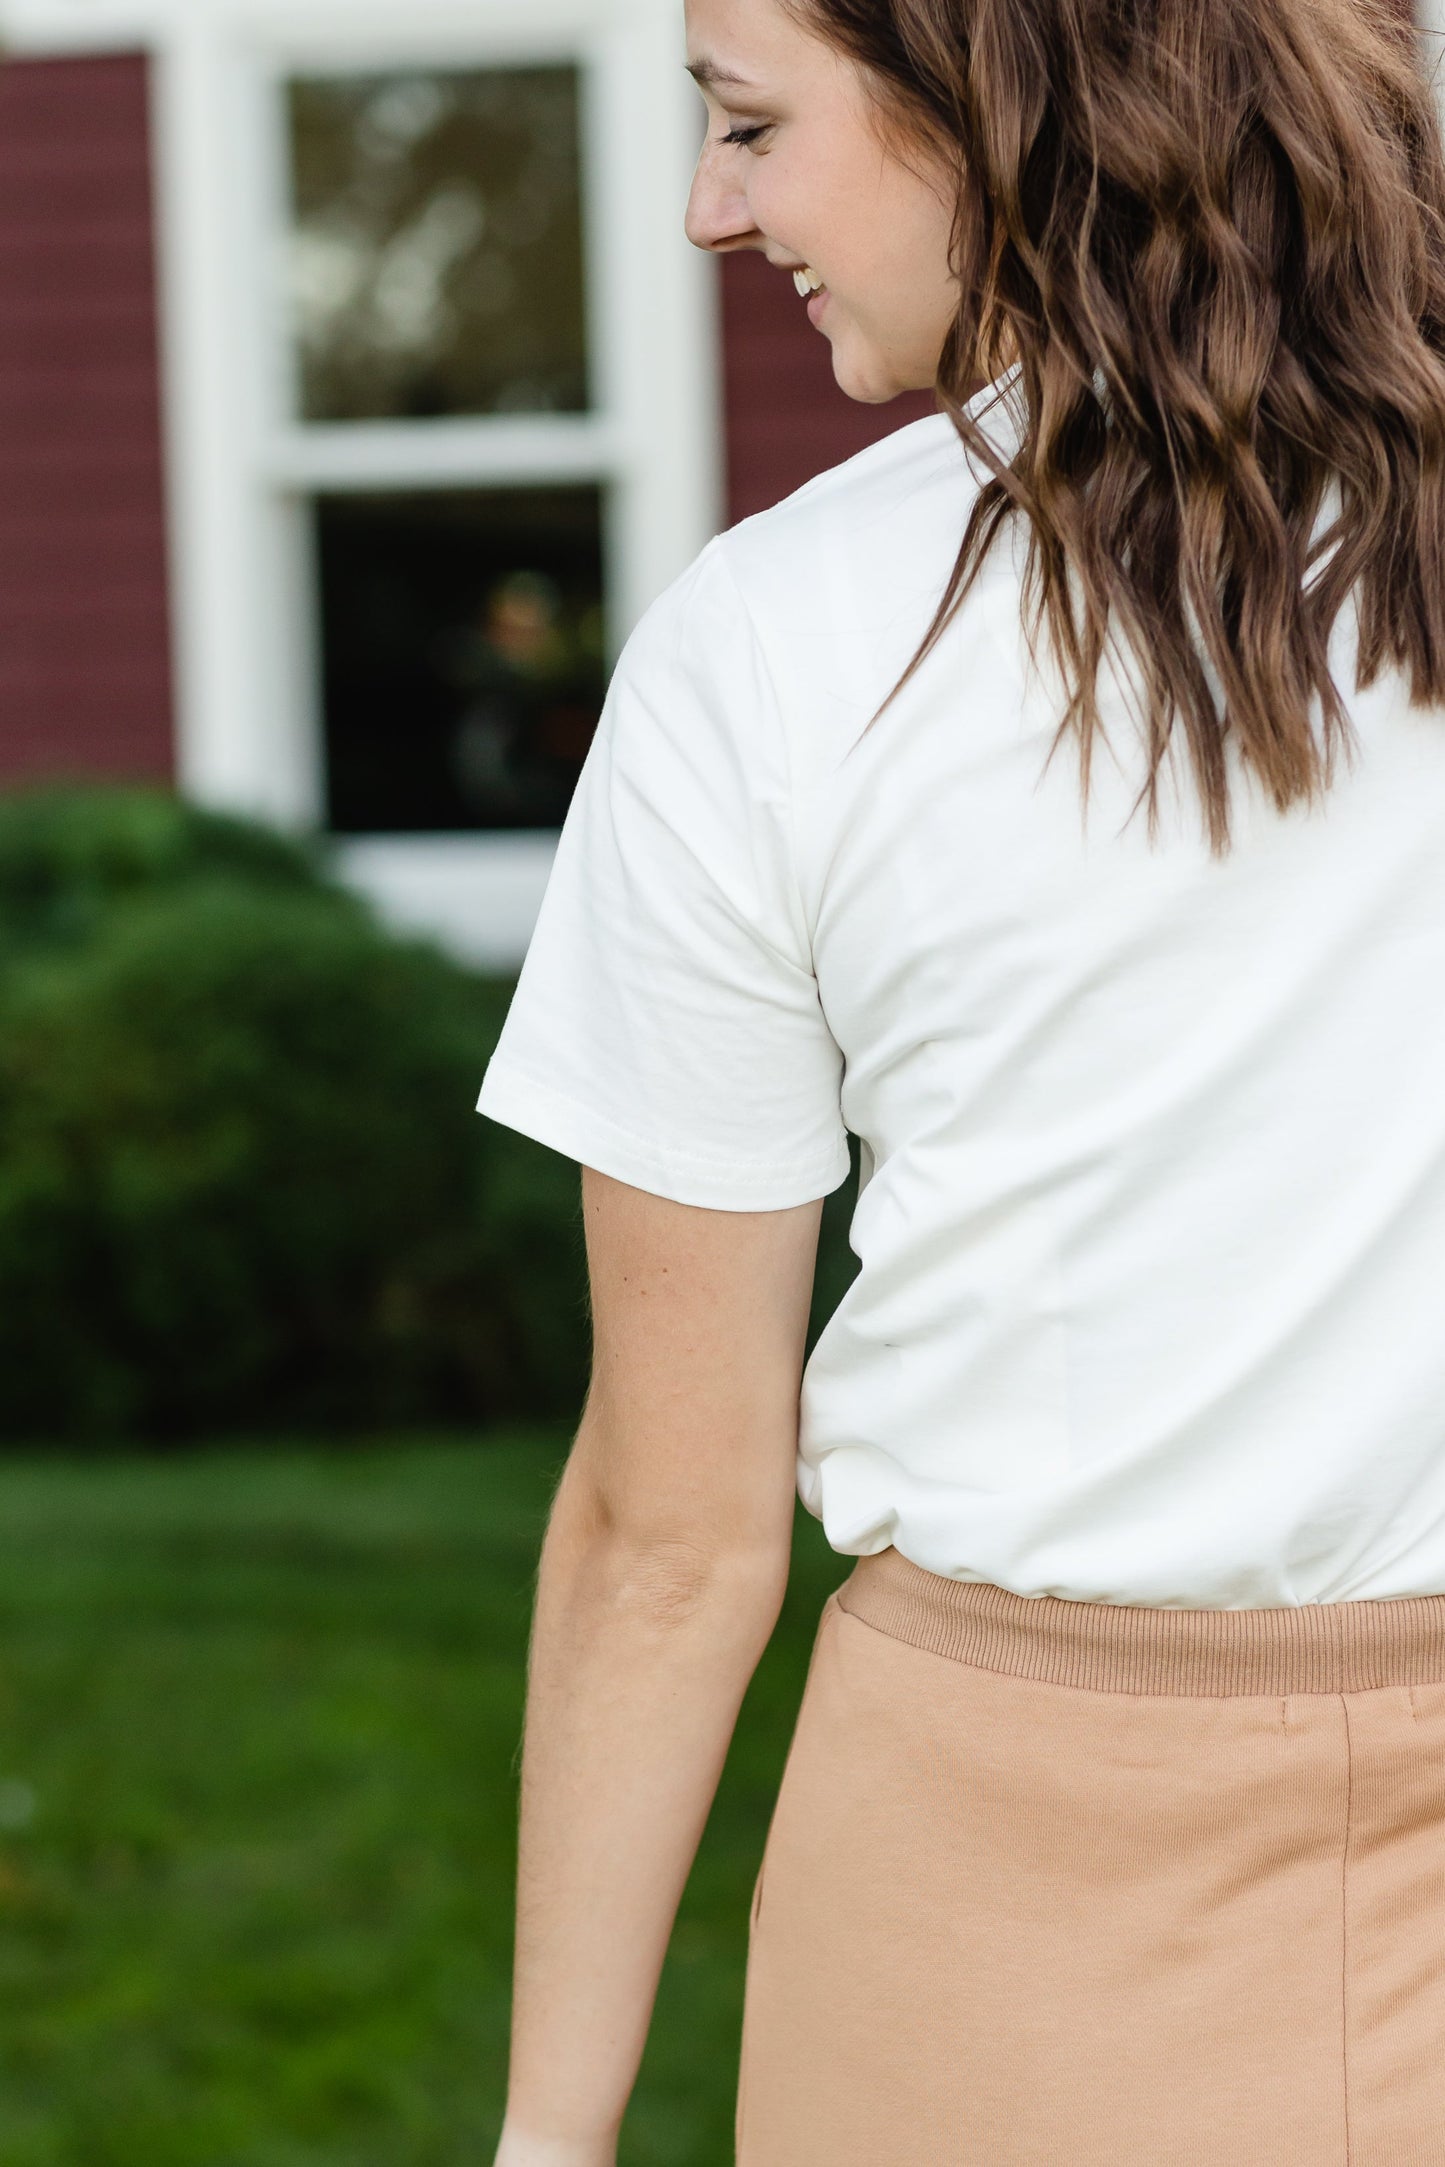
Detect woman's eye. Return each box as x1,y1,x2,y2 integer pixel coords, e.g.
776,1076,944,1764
720,123,769,149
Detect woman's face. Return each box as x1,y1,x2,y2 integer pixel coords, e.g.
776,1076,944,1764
683,0,961,403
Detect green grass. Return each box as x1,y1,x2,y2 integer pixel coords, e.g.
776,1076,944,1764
0,1432,853,2166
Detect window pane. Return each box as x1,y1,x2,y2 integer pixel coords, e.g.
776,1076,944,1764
317,488,607,834
287,68,588,421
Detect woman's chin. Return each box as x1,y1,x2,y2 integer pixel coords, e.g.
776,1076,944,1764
828,333,910,406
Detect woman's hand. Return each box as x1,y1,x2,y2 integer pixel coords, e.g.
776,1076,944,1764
493,2128,617,2167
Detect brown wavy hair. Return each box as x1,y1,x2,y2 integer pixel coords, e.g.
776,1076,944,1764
791,0,1445,852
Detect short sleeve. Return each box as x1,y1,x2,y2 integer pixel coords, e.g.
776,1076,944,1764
474,536,850,1210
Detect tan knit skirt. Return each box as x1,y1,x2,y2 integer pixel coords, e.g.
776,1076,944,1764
735,1546,1445,2165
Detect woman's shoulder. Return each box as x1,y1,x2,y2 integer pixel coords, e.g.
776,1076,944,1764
713,373,1023,636
606,375,1022,736
608,417,961,682
723,409,963,572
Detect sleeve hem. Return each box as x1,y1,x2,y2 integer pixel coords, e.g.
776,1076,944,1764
475,1058,853,1213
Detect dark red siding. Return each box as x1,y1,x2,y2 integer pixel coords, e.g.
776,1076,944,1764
0,52,174,783
720,250,940,524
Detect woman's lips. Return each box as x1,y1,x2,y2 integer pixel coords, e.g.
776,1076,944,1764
806,285,829,327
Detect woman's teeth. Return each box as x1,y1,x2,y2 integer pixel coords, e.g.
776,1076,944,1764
792,267,825,297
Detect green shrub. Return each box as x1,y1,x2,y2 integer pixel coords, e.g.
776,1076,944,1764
0,782,329,966
0,879,588,1441
0,782,857,1443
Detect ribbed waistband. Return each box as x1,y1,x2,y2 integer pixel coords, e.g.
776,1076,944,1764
834,1547,1445,1696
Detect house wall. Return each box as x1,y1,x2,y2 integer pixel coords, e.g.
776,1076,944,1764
0,44,931,804
0,51,174,782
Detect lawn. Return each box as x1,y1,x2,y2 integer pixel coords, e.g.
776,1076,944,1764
0,1432,852,2167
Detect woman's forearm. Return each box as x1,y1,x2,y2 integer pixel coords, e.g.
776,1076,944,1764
495,1475,789,2157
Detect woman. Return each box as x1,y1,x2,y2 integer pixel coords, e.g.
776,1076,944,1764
481,0,1445,2153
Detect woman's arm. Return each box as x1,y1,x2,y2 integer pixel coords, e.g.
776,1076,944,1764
493,1164,826,2167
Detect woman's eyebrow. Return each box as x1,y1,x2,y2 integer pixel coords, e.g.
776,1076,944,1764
684,57,760,91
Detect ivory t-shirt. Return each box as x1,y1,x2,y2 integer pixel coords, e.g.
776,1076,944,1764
476,369,1445,1609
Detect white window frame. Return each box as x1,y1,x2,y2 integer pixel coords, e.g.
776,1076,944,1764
0,0,724,969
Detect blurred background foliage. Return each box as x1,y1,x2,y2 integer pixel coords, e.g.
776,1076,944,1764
0,781,860,2162
0,782,859,1446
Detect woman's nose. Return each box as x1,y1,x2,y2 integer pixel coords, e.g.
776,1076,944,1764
684,146,760,253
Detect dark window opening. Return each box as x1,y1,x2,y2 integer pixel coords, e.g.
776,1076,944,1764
316,486,607,834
